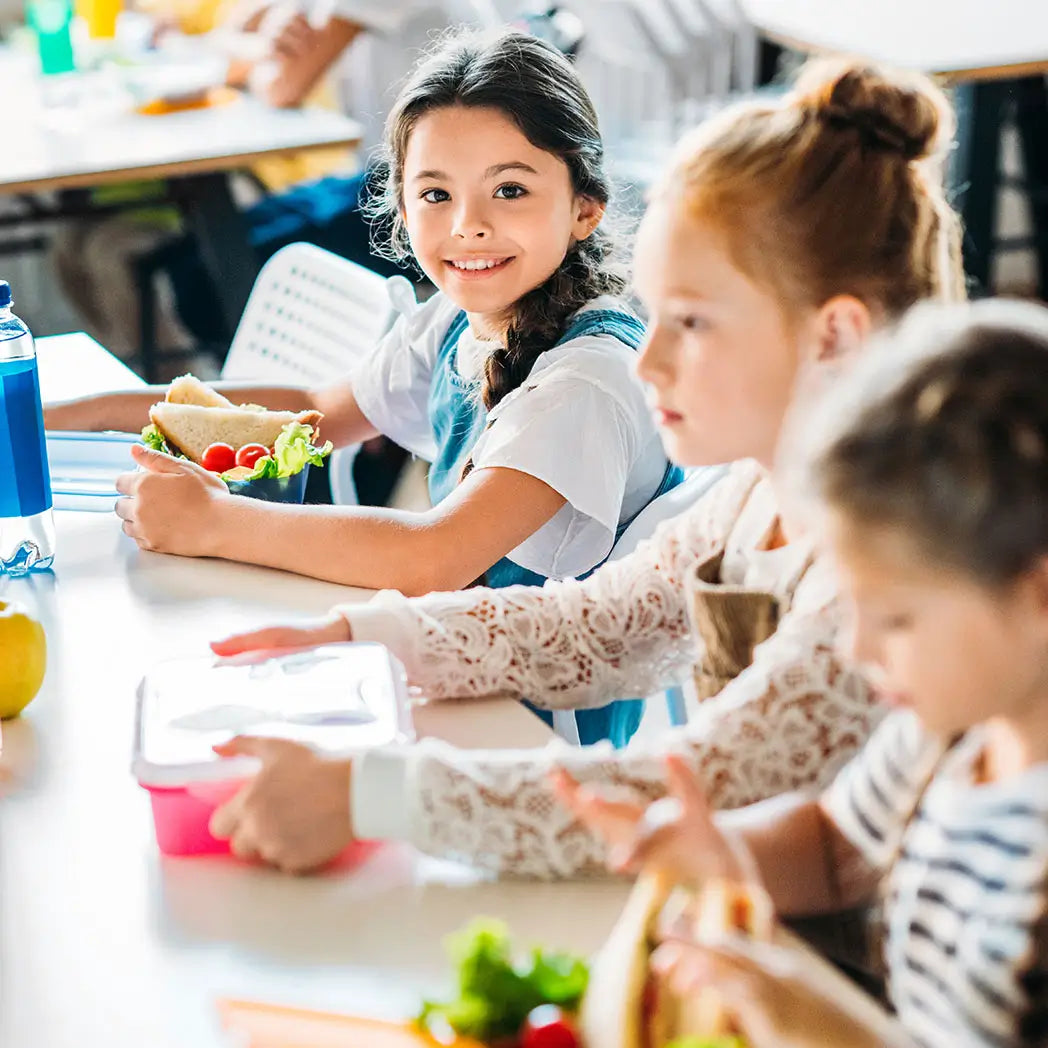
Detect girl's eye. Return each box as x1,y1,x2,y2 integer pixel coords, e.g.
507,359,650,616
880,613,913,632
420,188,450,204
678,314,710,332
494,183,528,200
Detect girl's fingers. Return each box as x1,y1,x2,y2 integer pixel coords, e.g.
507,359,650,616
228,826,261,863
211,627,307,656
210,616,350,657
549,771,582,809
665,754,714,822
615,817,687,873
550,771,644,852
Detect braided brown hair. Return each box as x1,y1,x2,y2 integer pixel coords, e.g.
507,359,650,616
367,28,626,412
660,57,966,322
806,301,1048,585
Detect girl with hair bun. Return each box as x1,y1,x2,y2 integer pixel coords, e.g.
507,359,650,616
206,57,969,881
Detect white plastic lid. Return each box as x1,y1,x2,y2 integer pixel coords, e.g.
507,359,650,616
132,643,412,787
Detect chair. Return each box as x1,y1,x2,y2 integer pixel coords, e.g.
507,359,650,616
610,464,731,728
220,242,398,504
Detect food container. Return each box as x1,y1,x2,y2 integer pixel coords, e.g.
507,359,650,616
45,430,138,511
133,644,412,858
224,466,311,504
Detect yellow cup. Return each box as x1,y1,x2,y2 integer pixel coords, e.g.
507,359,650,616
82,0,121,39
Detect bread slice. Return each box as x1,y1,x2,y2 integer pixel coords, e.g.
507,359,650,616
149,402,323,464
165,374,235,409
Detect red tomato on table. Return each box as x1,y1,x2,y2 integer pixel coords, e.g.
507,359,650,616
200,443,236,473
235,443,271,470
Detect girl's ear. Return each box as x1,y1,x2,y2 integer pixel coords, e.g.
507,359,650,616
572,197,605,242
810,295,872,365
1021,555,1048,623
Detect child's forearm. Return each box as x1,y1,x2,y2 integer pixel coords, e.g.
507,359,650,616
45,385,325,436
206,499,490,595
45,389,165,433
720,793,877,917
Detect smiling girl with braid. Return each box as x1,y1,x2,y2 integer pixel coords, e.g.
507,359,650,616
46,29,680,744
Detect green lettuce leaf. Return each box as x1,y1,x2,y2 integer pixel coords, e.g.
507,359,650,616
415,918,589,1041
271,421,333,478
225,422,333,482
140,424,172,455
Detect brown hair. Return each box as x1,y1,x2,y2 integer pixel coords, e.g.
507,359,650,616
366,29,626,411
806,300,1048,585
660,57,966,318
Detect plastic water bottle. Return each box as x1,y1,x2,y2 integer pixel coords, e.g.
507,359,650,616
0,282,55,575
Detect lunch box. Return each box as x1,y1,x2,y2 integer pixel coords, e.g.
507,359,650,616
133,643,412,858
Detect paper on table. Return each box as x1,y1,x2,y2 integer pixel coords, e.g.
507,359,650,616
217,999,485,1048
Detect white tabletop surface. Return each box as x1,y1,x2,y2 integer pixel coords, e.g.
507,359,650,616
0,88,361,193
741,0,1048,80
0,335,629,1048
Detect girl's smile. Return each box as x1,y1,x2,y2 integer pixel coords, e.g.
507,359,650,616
444,255,517,280
401,104,602,336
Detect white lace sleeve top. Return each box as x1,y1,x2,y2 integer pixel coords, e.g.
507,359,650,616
335,462,883,878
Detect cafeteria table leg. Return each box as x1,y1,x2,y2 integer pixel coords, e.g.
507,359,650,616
175,171,258,343
952,80,1008,297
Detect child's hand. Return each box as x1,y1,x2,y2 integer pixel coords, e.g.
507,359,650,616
209,737,354,874
115,446,229,557
654,936,888,1048
211,613,352,657
553,754,756,884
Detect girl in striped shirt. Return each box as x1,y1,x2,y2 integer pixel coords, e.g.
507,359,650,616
562,301,1048,1047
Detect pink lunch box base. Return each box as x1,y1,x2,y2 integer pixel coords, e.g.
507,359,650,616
143,780,381,866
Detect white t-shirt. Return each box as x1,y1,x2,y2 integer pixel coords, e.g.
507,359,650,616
350,287,672,579
325,0,486,151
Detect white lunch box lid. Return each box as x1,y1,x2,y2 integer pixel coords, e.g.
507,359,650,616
132,643,413,787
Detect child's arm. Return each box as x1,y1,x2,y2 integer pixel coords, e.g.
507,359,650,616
248,9,364,109
44,380,377,449
555,756,876,918
214,463,758,706
117,452,566,594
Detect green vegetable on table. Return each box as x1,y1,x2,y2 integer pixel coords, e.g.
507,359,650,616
416,918,590,1042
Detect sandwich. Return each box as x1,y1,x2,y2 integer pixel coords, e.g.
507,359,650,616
580,872,773,1048
141,375,331,481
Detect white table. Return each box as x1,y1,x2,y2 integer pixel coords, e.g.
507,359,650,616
0,335,630,1048
740,0,1048,301
1,92,361,193
0,67,362,336
740,0,1048,81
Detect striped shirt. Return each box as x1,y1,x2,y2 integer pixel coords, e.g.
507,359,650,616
825,711,1048,1048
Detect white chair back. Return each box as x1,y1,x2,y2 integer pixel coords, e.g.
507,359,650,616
220,243,396,505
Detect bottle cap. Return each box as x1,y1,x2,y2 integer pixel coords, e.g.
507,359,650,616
0,281,11,308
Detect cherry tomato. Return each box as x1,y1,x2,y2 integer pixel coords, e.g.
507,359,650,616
234,443,270,470
200,442,236,473
521,1006,579,1048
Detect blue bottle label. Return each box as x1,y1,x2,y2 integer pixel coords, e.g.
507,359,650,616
0,357,53,518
